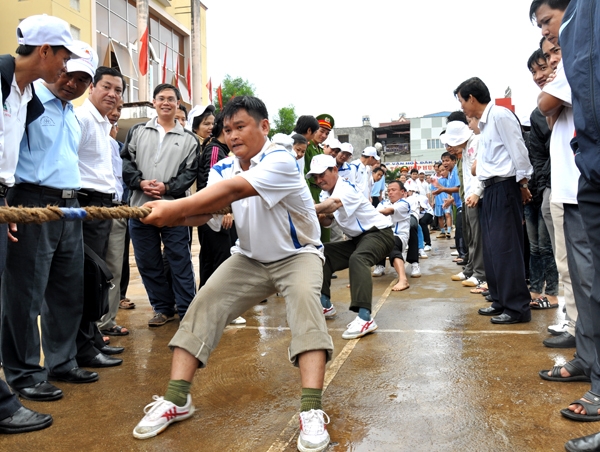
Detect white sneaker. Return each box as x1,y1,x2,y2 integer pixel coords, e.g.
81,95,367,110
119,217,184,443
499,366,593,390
410,263,421,278
451,271,466,281
133,395,195,439
450,250,459,256
462,276,482,287
419,249,428,259
548,322,569,336
342,316,378,339
297,409,330,452
230,316,246,325
372,265,385,277
424,245,432,252
323,305,337,319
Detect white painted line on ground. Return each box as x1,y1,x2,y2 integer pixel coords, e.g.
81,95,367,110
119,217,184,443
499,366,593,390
266,280,395,452
238,326,539,335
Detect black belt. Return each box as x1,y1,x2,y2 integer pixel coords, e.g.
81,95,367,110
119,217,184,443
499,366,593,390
78,189,114,202
0,182,9,198
482,176,514,188
17,183,78,199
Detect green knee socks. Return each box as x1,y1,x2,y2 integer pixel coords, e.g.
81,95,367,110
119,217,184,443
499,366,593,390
301,388,323,412
164,379,192,407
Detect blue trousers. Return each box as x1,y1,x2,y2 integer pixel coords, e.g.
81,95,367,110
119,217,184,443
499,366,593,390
129,219,196,318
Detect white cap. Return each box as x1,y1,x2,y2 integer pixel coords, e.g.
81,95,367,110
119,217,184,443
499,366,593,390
186,104,216,131
340,142,354,155
306,154,336,178
362,146,378,158
66,41,98,77
326,138,342,150
440,121,473,146
17,15,87,58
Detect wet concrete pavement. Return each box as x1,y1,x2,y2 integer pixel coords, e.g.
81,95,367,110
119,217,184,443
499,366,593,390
1,236,596,451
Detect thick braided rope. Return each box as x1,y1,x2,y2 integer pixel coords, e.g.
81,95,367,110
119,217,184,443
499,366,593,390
0,205,232,224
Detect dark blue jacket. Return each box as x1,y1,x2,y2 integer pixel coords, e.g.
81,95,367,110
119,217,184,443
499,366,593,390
560,0,600,189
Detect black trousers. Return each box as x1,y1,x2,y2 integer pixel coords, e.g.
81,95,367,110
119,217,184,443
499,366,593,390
480,179,531,320
576,177,600,393
419,213,433,246
0,219,23,418
76,192,114,362
1,187,83,388
198,223,235,288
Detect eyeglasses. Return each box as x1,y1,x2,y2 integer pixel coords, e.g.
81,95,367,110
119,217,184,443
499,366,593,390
155,96,178,104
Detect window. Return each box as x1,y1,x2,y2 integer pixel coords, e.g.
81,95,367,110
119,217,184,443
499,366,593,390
338,134,349,143
70,0,80,11
70,25,80,41
426,139,443,150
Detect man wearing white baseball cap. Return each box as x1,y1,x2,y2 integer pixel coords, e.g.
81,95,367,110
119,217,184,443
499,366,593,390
2,41,102,408
0,14,85,435
350,146,379,200
309,154,394,339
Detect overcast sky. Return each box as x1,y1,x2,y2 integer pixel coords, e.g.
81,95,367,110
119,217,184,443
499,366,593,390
204,0,543,128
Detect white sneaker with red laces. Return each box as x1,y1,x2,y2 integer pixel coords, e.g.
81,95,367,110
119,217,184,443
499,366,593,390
342,316,378,340
323,305,337,319
133,395,195,439
297,409,330,452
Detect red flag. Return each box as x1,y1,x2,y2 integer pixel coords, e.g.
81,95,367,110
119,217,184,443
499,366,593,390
217,84,223,109
186,59,192,98
174,56,179,87
138,26,149,76
413,160,418,169
161,45,168,84
206,78,213,104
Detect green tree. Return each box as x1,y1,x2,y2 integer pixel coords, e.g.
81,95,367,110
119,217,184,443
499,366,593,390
268,105,297,138
214,75,255,112
385,167,400,183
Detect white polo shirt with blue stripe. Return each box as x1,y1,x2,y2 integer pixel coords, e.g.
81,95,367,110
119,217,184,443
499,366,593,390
320,176,391,238
208,139,323,263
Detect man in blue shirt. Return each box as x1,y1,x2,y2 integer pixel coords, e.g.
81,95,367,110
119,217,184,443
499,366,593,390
370,164,387,208
1,42,103,404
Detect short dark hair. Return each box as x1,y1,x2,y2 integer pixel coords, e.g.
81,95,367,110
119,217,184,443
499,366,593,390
211,112,224,138
373,167,385,175
389,180,405,191
441,152,457,161
454,77,491,104
293,115,319,135
447,111,468,124
178,104,188,116
529,0,571,22
291,133,308,146
153,83,181,100
93,66,127,93
222,95,268,125
527,48,546,71
15,44,65,56
410,168,419,174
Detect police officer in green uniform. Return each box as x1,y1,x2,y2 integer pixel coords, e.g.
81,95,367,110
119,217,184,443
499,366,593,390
304,114,334,242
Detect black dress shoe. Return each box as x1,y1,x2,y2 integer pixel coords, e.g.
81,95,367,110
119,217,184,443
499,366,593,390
78,353,122,368
543,332,576,349
100,345,124,355
12,381,63,401
485,294,493,302
565,431,600,452
49,367,99,384
478,306,503,316
491,313,531,324
481,290,490,297
0,406,53,434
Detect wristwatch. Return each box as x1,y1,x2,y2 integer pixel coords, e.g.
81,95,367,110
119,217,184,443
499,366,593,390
520,183,529,189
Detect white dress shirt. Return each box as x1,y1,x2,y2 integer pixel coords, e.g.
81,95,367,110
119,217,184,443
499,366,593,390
76,98,115,193
477,103,533,182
